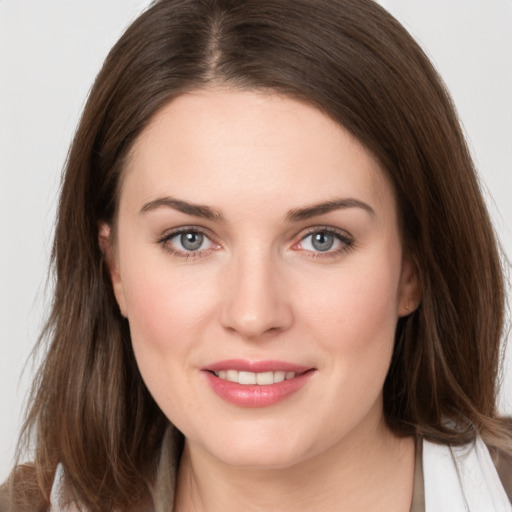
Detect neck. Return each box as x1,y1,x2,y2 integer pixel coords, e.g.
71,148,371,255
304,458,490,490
173,418,415,512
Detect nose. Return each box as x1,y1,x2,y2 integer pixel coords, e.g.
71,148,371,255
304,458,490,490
220,249,294,340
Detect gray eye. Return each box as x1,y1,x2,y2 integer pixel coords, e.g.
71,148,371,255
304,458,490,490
311,232,334,251
180,232,204,251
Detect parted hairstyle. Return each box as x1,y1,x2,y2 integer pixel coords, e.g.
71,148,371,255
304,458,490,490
3,0,510,510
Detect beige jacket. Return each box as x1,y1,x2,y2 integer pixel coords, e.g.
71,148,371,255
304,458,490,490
49,428,512,512
2,428,511,511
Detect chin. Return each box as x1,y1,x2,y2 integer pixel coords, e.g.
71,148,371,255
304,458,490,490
194,425,317,470
214,445,307,470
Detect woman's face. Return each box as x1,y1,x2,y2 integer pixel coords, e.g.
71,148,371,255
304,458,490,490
104,89,418,468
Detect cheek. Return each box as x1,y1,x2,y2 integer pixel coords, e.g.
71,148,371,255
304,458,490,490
308,266,400,343
119,264,212,416
120,255,215,347
298,246,402,391
124,274,179,346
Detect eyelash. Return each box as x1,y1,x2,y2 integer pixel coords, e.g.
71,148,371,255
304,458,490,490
157,226,355,260
294,226,355,259
157,227,217,260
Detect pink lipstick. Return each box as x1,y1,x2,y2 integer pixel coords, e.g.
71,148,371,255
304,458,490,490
202,360,315,407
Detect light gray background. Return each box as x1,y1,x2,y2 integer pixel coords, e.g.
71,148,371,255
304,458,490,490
1,0,511,478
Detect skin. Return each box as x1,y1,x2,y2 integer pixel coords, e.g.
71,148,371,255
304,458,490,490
100,89,420,511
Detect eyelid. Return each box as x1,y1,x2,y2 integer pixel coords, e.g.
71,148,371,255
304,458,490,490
292,225,355,256
157,226,220,258
155,224,354,260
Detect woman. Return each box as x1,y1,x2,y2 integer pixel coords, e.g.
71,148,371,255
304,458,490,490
2,0,511,510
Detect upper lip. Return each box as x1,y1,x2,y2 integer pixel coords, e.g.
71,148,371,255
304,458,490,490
203,359,312,373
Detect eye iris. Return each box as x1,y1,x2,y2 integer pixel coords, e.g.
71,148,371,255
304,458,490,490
311,232,334,251
180,232,203,251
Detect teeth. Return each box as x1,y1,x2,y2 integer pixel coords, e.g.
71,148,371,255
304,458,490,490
214,370,297,385
274,371,286,383
239,371,256,385
226,369,238,383
256,371,273,385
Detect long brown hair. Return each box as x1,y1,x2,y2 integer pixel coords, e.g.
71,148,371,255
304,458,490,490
3,0,509,510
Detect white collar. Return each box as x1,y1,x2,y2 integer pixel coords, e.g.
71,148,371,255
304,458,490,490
423,434,511,511
49,432,511,511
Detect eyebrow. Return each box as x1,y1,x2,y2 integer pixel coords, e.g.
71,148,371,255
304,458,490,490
140,196,374,222
286,198,375,221
140,197,225,221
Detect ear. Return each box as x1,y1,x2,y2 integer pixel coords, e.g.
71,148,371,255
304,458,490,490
98,222,128,317
397,253,421,317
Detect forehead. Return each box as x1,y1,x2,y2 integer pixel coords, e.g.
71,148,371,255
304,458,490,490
122,88,395,219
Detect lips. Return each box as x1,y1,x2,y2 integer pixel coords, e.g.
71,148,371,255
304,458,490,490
202,360,315,407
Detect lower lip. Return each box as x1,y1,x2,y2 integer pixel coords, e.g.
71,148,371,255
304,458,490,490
203,371,314,407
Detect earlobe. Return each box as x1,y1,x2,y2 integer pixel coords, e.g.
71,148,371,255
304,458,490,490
98,222,114,264
397,254,421,317
98,222,128,317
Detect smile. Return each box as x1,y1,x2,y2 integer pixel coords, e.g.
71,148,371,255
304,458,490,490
203,361,315,407
213,370,297,385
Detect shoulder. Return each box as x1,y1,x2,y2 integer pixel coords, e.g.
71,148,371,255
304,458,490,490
0,465,49,512
486,417,512,501
488,444,512,502
0,482,12,512
48,464,155,512
422,434,511,508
